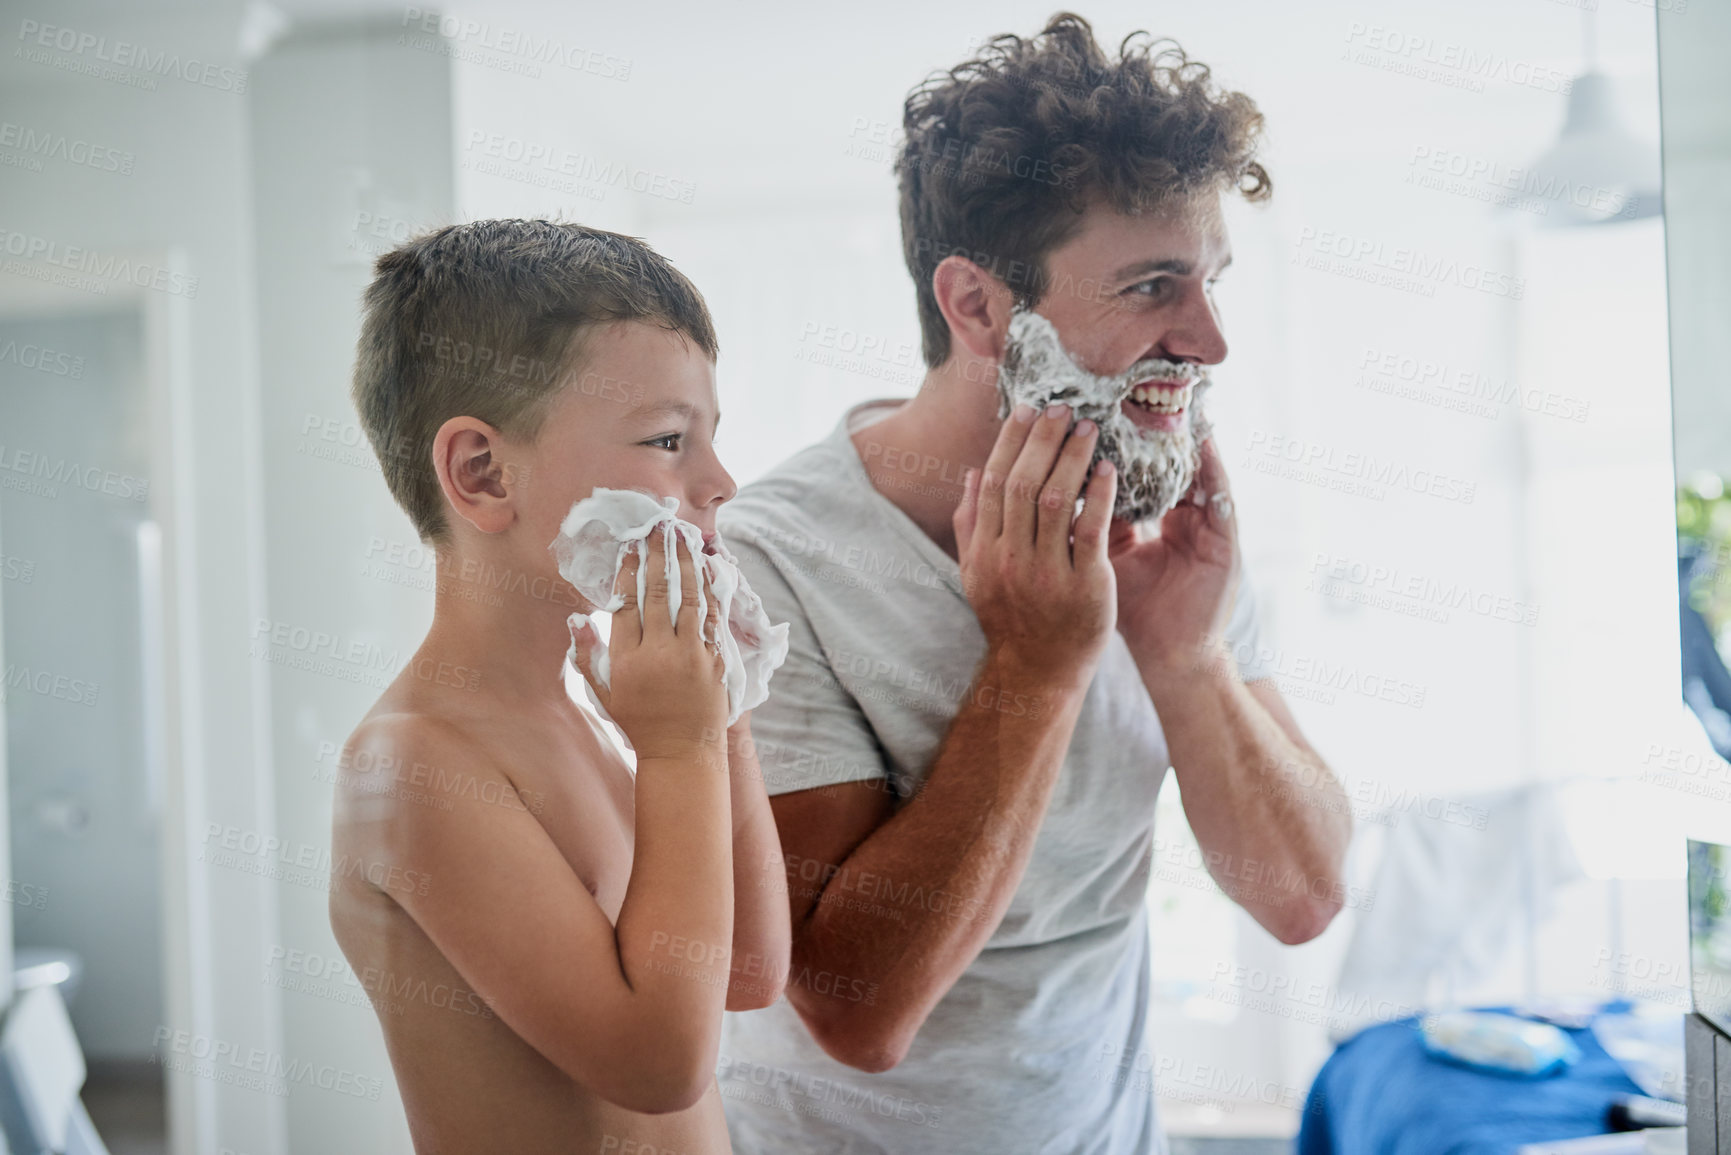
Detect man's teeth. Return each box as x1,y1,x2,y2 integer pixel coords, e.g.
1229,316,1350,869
1126,382,1193,414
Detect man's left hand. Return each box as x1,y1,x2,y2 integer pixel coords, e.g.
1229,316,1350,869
1108,436,1240,679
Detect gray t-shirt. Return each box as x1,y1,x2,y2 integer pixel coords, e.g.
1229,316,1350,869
715,400,1273,1155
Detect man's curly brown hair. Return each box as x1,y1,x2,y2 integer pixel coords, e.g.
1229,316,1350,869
897,12,1271,368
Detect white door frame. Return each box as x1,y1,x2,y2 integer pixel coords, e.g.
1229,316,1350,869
0,254,287,1155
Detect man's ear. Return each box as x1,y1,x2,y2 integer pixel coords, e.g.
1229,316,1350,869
932,255,1014,363
431,416,515,535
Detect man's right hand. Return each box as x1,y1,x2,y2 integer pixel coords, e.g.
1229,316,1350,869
952,402,1118,681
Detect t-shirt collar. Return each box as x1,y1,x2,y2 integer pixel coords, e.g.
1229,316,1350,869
827,399,967,601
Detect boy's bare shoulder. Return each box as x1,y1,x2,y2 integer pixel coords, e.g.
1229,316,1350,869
346,704,490,778
333,694,618,848
333,705,530,836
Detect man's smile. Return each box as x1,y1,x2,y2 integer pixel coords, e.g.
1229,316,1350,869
1121,380,1194,433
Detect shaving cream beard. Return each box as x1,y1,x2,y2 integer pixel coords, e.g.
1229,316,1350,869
997,308,1211,523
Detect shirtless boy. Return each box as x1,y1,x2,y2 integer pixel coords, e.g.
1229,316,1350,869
327,219,789,1154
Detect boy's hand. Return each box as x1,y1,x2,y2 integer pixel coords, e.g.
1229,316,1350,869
571,527,728,763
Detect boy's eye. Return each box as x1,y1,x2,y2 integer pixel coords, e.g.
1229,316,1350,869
645,433,682,451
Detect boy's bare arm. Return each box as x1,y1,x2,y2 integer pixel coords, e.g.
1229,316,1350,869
721,711,791,1010
358,715,731,1115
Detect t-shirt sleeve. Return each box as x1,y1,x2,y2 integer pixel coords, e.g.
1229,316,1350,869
726,532,892,795
1223,573,1277,684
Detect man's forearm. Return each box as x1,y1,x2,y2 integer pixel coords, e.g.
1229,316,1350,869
788,649,1088,1068
1143,644,1351,944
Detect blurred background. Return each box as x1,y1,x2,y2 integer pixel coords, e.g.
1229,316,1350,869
0,0,1726,1152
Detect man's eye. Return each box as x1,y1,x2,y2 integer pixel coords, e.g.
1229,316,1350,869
645,433,682,450
1127,277,1170,298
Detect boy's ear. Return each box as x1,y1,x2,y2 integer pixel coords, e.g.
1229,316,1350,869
932,254,1014,364
432,416,514,535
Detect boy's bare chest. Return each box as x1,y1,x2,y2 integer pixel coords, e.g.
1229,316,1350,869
508,728,638,922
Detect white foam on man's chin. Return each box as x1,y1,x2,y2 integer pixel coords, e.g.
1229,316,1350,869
997,308,1209,523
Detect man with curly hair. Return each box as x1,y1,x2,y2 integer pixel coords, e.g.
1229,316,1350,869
715,13,1351,1151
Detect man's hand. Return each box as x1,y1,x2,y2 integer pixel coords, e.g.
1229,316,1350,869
1109,436,1240,679
954,402,1118,682
769,407,1125,1073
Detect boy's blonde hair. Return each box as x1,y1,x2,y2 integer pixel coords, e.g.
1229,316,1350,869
352,219,718,542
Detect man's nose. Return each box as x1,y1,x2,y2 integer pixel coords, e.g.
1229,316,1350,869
1158,282,1229,366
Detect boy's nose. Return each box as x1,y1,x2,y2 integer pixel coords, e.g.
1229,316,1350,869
701,457,738,507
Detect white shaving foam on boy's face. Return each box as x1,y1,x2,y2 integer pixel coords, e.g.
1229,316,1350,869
549,488,790,730
997,308,1211,523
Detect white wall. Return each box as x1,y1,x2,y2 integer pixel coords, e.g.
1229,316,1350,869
0,1,286,1151
1659,0,1731,481
248,18,455,1155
